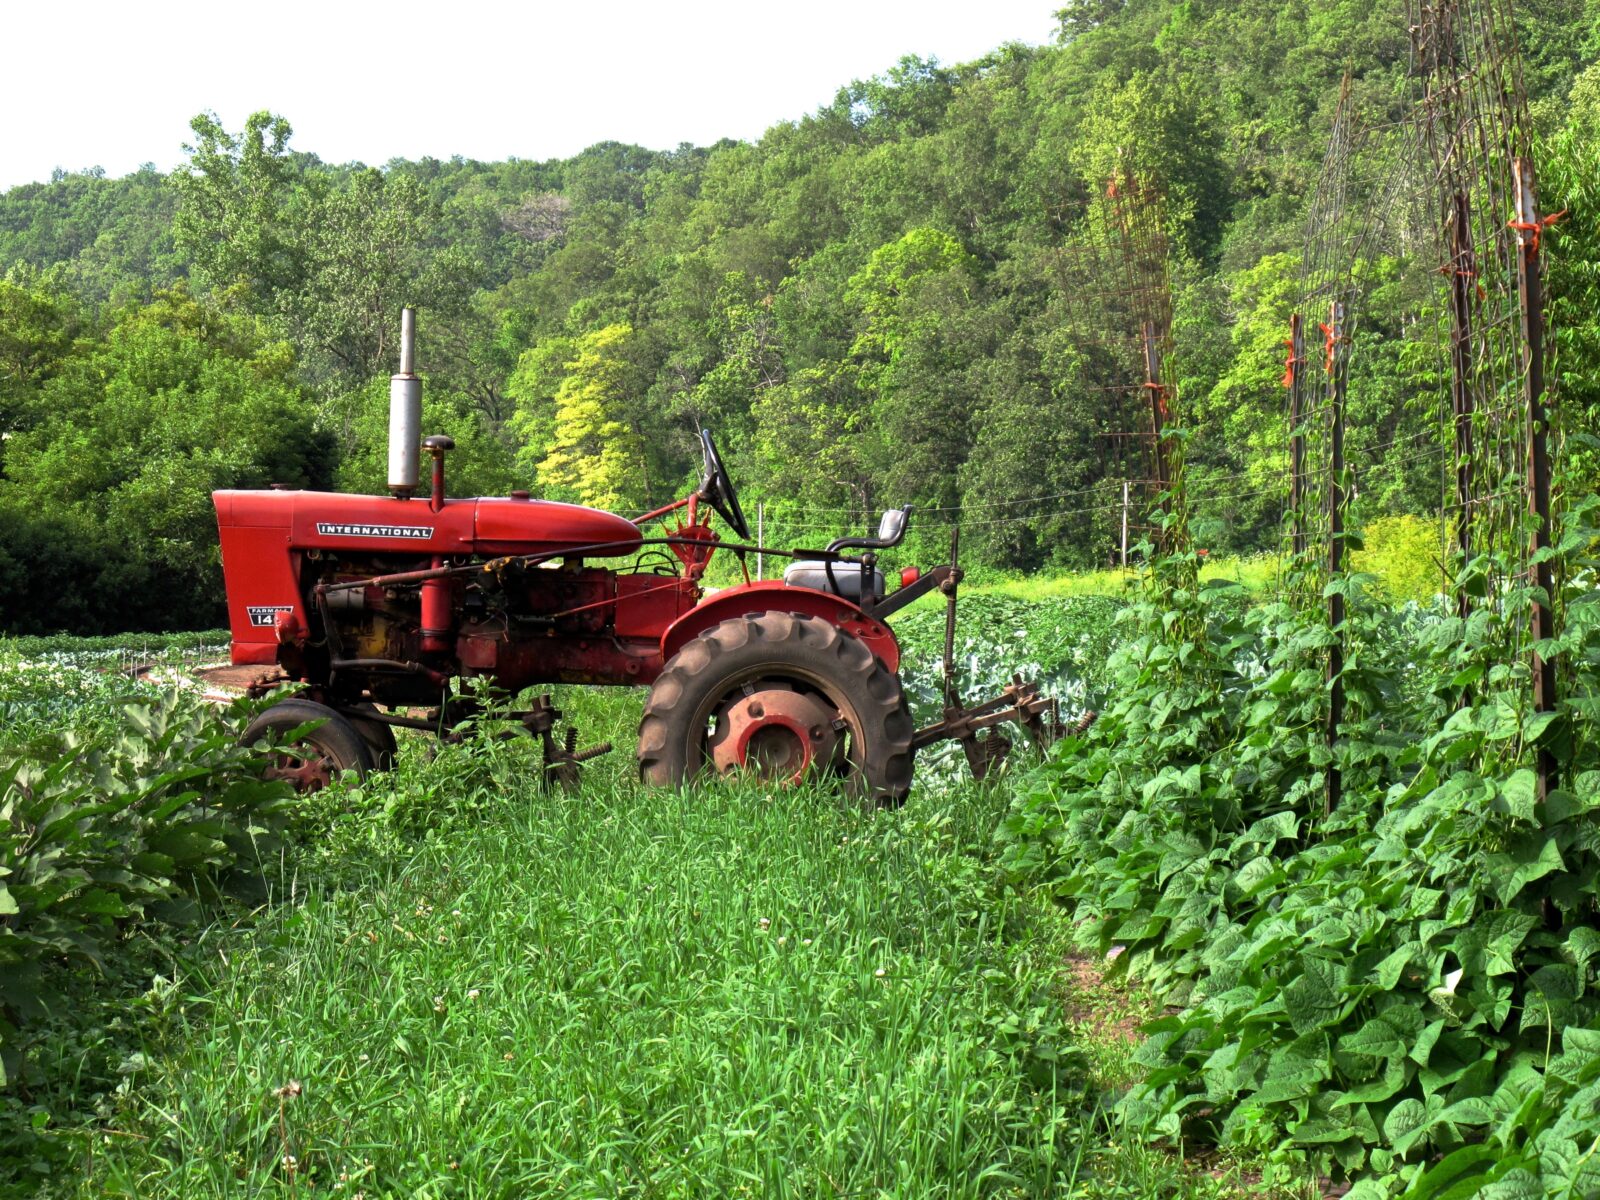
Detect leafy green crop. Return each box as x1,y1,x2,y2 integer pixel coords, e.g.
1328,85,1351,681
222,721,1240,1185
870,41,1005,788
1,694,293,1090
894,594,1127,710
893,594,1128,783
0,634,229,747
1000,497,1600,1195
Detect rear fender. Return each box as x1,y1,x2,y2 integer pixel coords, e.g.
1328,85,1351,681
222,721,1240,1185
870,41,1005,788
661,581,900,673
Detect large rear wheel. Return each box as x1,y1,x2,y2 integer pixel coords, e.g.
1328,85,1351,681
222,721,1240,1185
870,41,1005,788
241,698,373,794
638,611,914,804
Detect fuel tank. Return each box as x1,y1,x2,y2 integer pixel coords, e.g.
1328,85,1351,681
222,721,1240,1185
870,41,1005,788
214,490,643,558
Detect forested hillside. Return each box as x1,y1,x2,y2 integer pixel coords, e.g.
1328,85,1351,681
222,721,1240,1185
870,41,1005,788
2,0,1596,633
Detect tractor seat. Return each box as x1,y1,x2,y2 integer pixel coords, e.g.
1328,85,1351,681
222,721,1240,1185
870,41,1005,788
780,507,912,603
783,560,885,601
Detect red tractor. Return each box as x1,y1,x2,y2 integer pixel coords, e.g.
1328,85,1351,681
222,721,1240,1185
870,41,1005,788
215,311,1061,800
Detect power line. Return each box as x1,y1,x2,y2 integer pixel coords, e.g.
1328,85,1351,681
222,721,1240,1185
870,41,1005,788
759,444,1451,537
752,427,1443,527
757,464,1265,522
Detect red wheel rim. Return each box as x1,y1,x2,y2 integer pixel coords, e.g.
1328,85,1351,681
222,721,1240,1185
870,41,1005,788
707,683,841,784
264,749,337,793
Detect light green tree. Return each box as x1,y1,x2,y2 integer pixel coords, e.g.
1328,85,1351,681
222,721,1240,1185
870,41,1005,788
535,324,650,512
843,227,976,375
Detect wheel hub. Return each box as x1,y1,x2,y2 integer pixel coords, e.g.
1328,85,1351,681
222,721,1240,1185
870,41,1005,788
708,685,841,783
263,751,336,793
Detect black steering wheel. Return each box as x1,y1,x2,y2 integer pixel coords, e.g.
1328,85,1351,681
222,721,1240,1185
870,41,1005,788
696,428,750,540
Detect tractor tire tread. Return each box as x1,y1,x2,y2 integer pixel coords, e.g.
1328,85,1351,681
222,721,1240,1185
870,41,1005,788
240,697,374,788
637,611,913,805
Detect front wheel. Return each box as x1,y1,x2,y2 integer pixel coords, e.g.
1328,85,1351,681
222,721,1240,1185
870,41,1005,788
241,698,373,793
637,611,914,805
346,702,399,771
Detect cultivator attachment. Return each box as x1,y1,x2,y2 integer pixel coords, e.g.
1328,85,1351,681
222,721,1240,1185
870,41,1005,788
519,695,614,790
913,676,1064,780
253,687,615,792
909,529,1093,781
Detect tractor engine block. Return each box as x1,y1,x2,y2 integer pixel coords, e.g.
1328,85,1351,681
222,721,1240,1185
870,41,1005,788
301,556,697,702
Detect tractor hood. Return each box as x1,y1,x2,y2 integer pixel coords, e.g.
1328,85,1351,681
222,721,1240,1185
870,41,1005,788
214,490,642,558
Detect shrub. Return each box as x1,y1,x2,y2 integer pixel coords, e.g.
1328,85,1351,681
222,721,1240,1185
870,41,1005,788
0,694,293,1087
1352,514,1445,605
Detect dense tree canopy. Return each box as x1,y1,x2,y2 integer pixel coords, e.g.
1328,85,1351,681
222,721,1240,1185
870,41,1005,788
0,0,1595,632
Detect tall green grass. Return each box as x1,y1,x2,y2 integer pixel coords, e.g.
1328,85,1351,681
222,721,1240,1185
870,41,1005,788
65,750,1083,1197
6,624,1315,1197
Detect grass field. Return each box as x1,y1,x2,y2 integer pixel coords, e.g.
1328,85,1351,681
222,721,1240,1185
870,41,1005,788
66,740,1080,1196
4,598,1314,1198
40,715,1302,1197
961,553,1279,601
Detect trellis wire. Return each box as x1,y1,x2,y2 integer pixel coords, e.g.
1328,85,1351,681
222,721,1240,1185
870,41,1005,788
1286,74,1437,610
1276,0,1557,812
1053,167,1188,566
1413,0,1559,795
1413,0,1541,631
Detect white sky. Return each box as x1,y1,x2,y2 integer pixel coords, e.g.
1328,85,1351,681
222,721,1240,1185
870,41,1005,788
0,0,1058,191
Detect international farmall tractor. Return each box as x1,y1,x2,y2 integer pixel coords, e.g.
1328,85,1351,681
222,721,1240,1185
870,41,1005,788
215,310,1065,800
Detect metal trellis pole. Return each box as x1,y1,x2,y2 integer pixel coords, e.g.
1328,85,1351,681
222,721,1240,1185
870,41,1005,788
1326,300,1347,817
1513,157,1557,804
1141,320,1170,496
1120,480,1130,567
1447,192,1476,622
1288,312,1307,562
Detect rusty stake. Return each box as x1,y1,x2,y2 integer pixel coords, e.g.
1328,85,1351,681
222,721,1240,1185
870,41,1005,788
1513,156,1557,805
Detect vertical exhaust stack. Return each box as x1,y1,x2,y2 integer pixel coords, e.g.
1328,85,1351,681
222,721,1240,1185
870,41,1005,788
388,307,422,498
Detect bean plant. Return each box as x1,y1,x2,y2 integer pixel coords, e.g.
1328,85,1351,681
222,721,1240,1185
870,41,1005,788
1000,497,1600,1195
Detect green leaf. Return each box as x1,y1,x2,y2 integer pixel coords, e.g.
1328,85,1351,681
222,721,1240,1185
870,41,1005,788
1375,944,1415,991
1243,810,1299,844
1437,1095,1495,1128
1338,1058,1412,1104
1497,769,1538,820
1385,1094,1443,1156
1253,1058,1329,1105
1486,835,1565,905
1231,855,1279,898
1399,1142,1504,1199
1282,956,1350,1035
1411,1019,1445,1067
1481,910,1538,976
1476,1169,1545,1199
1338,1018,1407,1061
1291,1115,1359,1145
1521,711,1560,745
1562,927,1600,972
